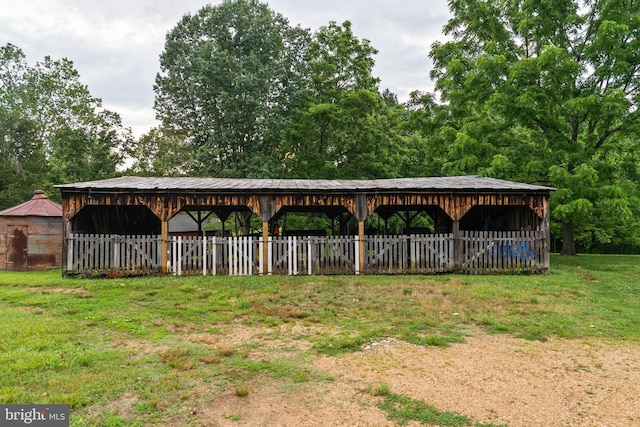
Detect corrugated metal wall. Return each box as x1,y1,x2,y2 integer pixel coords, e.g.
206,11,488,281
0,217,62,271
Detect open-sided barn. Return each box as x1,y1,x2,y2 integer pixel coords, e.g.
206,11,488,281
0,190,63,271
56,176,554,276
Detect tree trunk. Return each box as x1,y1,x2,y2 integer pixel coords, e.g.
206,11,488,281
560,220,577,256
234,212,252,236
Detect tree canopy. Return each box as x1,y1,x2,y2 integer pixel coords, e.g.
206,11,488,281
282,21,406,179
0,44,127,208
427,0,640,254
154,0,310,178
152,1,407,181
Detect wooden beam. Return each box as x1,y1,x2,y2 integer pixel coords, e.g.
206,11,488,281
358,220,365,275
453,220,463,273
262,221,269,275
542,197,551,272
161,220,168,274
62,218,70,277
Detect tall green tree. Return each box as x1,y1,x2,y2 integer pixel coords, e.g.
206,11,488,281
124,126,192,177
0,106,42,207
400,90,453,178
0,43,127,206
429,0,640,255
283,21,405,179
47,115,125,185
154,0,311,178
0,45,43,205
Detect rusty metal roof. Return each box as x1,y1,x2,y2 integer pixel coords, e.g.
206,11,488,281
0,190,62,217
55,176,554,193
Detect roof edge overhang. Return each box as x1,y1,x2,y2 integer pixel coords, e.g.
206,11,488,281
55,176,556,195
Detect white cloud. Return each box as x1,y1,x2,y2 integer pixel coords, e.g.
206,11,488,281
0,0,451,137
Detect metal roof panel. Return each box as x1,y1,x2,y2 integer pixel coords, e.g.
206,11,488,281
0,191,62,217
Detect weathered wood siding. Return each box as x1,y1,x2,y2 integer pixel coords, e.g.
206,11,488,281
66,234,162,275
409,233,455,273
459,230,548,273
61,191,549,225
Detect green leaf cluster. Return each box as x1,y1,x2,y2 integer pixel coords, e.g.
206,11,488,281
0,44,128,207
426,0,640,254
153,0,310,178
150,1,409,181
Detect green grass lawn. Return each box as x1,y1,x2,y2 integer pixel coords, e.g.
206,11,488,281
0,254,638,426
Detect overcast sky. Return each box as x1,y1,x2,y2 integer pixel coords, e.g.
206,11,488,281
0,0,451,137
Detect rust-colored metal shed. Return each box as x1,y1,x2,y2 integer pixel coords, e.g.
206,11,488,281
0,190,63,271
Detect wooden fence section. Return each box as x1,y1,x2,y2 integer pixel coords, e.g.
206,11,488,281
460,230,548,273
271,235,305,275
66,231,548,276
66,234,162,275
364,235,408,273
171,234,454,276
311,235,357,275
364,235,409,274
167,235,357,276
270,235,357,275
363,234,454,274
410,233,455,273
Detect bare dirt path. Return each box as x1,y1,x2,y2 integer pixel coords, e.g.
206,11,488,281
202,331,640,426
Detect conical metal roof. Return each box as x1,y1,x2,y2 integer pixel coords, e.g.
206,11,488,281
0,190,62,217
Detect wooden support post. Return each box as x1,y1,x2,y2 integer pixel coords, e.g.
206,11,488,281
358,220,365,275
62,218,70,277
542,197,551,272
262,221,269,275
161,220,168,274
453,220,463,273
255,196,276,276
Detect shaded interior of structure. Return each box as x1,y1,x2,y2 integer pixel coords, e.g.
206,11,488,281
71,206,161,235
70,203,541,236
374,205,453,234
460,205,541,231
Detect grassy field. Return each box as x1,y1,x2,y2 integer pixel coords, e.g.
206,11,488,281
0,254,638,426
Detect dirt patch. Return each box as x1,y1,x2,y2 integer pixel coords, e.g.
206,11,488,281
197,380,393,427
84,392,139,422
184,323,331,356
32,286,91,297
198,331,640,426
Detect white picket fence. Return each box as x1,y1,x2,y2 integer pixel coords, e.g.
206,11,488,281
271,235,358,275
65,231,548,276
170,235,259,276
170,235,358,276
170,234,452,275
